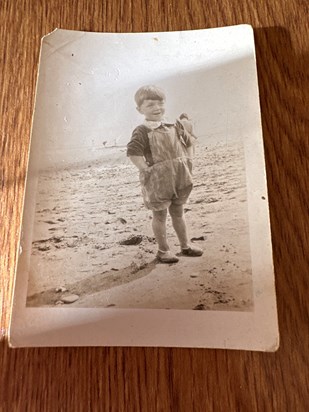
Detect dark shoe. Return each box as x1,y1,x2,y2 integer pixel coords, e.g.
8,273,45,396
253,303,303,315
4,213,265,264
156,250,179,263
181,245,203,257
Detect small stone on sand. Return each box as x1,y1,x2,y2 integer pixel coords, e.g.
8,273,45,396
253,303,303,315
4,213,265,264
119,235,143,245
62,294,80,304
193,304,205,310
38,245,50,251
118,218,127,224
52,236,63,243
191,236,206,241
55,287,67,293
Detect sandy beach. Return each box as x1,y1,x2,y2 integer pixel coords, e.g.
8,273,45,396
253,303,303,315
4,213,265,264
27,139,253,310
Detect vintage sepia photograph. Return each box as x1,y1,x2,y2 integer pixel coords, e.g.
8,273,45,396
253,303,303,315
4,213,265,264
26,29,253,311
10,25,278,349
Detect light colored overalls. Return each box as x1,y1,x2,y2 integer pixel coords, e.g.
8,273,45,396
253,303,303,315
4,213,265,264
139,125,193,211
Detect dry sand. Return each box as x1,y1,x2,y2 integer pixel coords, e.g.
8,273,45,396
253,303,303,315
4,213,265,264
27,140,253,311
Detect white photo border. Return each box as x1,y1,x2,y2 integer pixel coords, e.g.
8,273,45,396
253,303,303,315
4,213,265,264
9,25,279,350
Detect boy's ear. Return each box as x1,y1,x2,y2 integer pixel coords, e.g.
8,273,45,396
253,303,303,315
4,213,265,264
136,106,142,114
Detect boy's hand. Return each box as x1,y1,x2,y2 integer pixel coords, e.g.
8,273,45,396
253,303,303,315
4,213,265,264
139,166,153,185
175,119,185,133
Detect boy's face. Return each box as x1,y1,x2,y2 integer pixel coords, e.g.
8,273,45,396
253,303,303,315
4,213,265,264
137,99,165,121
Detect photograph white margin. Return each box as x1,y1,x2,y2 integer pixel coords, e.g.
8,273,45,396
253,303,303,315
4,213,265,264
9,25,279,351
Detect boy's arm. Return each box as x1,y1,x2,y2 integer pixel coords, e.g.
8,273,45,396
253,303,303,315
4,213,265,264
175,119,194,158
129,155,149,171
127,126,150,169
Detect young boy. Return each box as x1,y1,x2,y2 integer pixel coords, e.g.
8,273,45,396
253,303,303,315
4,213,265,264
127,85,203,263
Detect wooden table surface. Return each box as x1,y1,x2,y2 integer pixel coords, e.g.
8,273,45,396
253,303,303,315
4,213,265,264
1,0,308,410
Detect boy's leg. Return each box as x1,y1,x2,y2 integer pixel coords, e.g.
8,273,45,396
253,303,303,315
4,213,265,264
152,209,169,251
168,204,189,249
152,208,179,263
169,203,203,256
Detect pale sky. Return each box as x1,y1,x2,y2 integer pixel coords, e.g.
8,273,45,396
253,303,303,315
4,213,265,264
32,26,259,159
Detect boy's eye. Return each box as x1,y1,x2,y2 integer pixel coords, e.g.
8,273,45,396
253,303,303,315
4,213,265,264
146,101,164,108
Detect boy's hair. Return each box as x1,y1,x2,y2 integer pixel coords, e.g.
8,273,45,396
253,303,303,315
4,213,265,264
134,85,166,107
179,113,189,120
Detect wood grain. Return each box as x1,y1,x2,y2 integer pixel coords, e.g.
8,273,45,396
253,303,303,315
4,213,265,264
1,0,308,410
